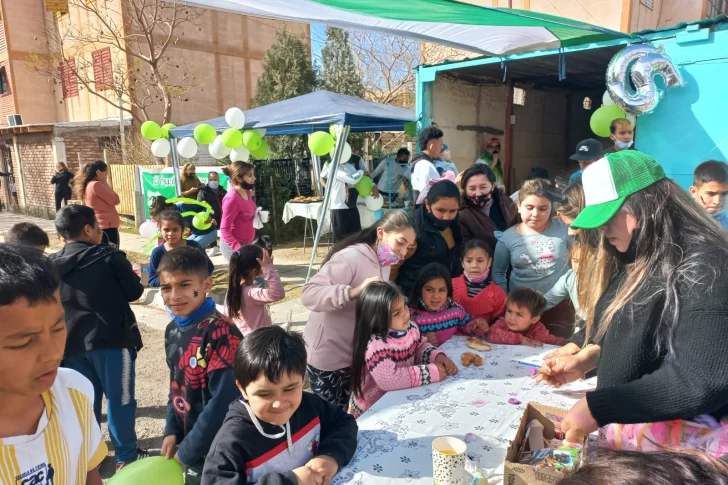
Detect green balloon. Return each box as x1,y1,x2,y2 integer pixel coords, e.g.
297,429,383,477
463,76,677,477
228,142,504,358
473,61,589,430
160,123,176,139
222,128,243,148
192,211,212,231
141,121,162,141
404,122,417,137
308,132,335,156
243,130,262,151
355,175,373,197
329,124,337,139
193,124,217,145
106,456,183,485
251,139,269,159
590,105,626,138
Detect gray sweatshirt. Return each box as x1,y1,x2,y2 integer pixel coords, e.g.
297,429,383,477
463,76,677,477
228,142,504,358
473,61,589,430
493,219,570,295
544,269,579,310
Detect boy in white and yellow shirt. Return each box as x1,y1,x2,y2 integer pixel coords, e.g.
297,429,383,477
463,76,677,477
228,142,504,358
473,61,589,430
0,243,106,485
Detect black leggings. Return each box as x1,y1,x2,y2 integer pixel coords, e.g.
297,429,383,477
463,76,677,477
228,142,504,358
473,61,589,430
102,228,120,248
306,364,351,409
55,191,71,211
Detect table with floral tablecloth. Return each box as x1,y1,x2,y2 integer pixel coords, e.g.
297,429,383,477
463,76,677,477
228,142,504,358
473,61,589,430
333,336,597,485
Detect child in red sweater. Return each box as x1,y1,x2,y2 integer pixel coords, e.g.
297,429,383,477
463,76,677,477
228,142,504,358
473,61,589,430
487,288,568,347
453,239,506,328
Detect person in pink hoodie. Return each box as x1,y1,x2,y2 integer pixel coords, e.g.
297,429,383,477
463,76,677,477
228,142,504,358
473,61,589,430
78,160,121,247
225,244,285,336
301,210,416,408
220,161,257,261
350,281,457,418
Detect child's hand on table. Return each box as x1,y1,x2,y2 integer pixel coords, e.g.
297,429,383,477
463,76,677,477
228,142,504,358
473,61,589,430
161,434,178,460
306,456,338,485
522,337,543,348
472,318,489,335
293,465,325,485
435,354,458,376
425,331,438,346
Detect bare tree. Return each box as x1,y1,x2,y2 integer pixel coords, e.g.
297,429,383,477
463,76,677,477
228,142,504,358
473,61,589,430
27,0,202,124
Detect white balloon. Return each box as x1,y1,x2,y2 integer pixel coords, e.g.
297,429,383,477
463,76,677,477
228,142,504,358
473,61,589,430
225,107,246,129
139,220,158,239
210,135,231,160
602,90,616,106
330,142,352,164
230,146,250,162
177,137,198,159
151,138,171,157
254,128,266,137
365,194,383,211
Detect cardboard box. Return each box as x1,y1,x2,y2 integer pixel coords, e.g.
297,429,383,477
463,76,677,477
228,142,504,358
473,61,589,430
504,403,586,485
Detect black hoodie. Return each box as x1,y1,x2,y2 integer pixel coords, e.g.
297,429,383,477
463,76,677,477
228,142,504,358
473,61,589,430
49,241,144,357
202,393,358,485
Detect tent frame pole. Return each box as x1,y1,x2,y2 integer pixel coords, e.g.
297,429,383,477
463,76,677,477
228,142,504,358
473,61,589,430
170,137,183,196
311,152,324,196
306,124,351,282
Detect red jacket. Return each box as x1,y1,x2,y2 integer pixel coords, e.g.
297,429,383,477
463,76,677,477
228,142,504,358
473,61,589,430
452,275,507,324
486,317,568,346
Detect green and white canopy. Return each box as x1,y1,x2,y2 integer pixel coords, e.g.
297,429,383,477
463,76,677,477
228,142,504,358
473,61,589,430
182,0,629,56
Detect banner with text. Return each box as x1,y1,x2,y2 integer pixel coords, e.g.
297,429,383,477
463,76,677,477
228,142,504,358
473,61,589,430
139,167,230,219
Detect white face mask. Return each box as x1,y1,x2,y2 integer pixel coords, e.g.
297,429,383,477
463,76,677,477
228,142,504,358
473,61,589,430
615,139,634,150
208,181,219,189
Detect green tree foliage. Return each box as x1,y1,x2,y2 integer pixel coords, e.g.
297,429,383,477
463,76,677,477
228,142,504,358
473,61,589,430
251,26,316,158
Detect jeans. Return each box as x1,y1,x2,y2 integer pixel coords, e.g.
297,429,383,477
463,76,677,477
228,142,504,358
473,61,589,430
63,348,139,463
187,230,217,249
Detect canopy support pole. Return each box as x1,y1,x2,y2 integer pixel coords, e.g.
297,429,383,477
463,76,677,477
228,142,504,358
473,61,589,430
170,137,182,196
311,152,324,197
306,124,351,282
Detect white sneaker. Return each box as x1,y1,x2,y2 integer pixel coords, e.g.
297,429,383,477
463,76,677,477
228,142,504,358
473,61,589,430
207,246,220,256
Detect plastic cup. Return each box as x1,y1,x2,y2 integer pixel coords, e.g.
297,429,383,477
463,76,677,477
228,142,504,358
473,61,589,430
259,211,270,223
432,437,467,485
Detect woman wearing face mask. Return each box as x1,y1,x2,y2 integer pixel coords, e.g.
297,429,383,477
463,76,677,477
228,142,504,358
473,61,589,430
197,171,227,256
459,163,518,251
394,180,464,298
180,162,204,197
301,210,416,407
536,152,728,455
220,161,257,261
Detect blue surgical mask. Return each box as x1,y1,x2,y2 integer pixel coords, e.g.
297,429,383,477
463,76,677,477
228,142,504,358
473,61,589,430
615,139,633,150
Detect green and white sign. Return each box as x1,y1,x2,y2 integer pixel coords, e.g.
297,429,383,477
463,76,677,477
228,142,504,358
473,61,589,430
139,167,230,219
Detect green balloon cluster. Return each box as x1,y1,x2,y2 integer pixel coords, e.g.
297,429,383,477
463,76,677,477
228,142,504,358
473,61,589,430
222,128,243,149
308,131,335,156
243,130,262,151
355,175,373,197
141,121,162,141
106,456,183,485
160,123,176,139
590,105,626,137
251,139,270,159
193,124,217,145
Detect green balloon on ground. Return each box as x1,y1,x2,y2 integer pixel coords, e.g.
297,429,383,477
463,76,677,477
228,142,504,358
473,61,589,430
590,105,626,137
355,175,373,197
160,123,176,139
222,128,243,148
251,139,269,159
106,456,183,485
193,124,216,145
242,130,262,151
141,121,162,141
308,131,335,156
192,212,212,231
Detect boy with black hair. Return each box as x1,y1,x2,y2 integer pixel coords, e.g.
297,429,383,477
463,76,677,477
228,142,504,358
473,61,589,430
159,246,243,485
486,288,568,347
6,222,50,252
411,125,444,203
202,326,358,485
49,204,145,471
690,160,728,231
0,244,106,485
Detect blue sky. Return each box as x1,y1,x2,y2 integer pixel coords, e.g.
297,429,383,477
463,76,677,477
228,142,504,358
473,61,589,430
310,23,326,64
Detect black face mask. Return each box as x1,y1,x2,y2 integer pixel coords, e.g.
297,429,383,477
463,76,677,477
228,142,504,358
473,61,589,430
426,210,451,231
465,193,491,208
241,181,255,190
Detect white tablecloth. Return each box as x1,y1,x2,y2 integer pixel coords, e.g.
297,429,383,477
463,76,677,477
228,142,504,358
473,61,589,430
282,201,384,235
333,336,596,485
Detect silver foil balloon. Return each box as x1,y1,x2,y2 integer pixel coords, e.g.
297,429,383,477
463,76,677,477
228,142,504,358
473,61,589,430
606,44,685,116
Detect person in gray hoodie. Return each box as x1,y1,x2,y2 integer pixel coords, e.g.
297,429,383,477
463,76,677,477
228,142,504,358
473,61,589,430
301,210,415,407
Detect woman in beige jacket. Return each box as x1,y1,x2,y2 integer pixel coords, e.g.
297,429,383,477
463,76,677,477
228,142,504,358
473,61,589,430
302,210,416,407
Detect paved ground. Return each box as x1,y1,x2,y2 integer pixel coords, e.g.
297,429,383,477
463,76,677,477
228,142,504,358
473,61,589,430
0,210,320,480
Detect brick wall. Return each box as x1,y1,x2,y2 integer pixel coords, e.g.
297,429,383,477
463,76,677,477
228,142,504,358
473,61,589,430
15,133,56,218
0,60,15,127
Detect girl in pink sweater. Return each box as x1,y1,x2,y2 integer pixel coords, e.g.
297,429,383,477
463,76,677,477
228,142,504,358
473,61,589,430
226,244,285,336
220,161,257,261
78,160,121,247
350,282,457,418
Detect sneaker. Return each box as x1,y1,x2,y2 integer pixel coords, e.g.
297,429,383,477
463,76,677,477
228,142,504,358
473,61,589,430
207,246,220,257
115,448,150,472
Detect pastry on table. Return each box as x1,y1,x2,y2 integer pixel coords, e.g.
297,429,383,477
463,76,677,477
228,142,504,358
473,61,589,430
466,337,491,352
460,352,483,367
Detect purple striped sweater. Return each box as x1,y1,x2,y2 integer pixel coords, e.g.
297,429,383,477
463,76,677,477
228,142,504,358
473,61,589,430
350,322,443,418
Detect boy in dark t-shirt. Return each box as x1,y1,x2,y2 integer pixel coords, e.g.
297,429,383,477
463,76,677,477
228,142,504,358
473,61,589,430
159,246,243,485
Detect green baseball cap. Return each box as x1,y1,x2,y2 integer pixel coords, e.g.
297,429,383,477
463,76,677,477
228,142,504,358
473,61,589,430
571,151,666,229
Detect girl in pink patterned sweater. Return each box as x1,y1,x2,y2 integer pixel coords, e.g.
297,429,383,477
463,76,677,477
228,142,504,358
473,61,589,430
408,263,490,347
350,282,458,418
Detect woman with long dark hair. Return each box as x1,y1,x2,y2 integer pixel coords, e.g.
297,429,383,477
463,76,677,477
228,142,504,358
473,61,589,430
77,160,121,247
459,163,518,250
50,161,74,211
220,161,257,261
301,210,416,407
537,151,728,450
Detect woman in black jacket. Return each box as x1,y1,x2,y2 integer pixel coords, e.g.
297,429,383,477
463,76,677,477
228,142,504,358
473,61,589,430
536,151,728,448
395,180,463,297
50,162,75,211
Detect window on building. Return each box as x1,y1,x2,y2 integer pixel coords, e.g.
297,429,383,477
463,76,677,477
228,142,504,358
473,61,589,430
0,67,7,95
60,58,78,98
92,47,113,91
